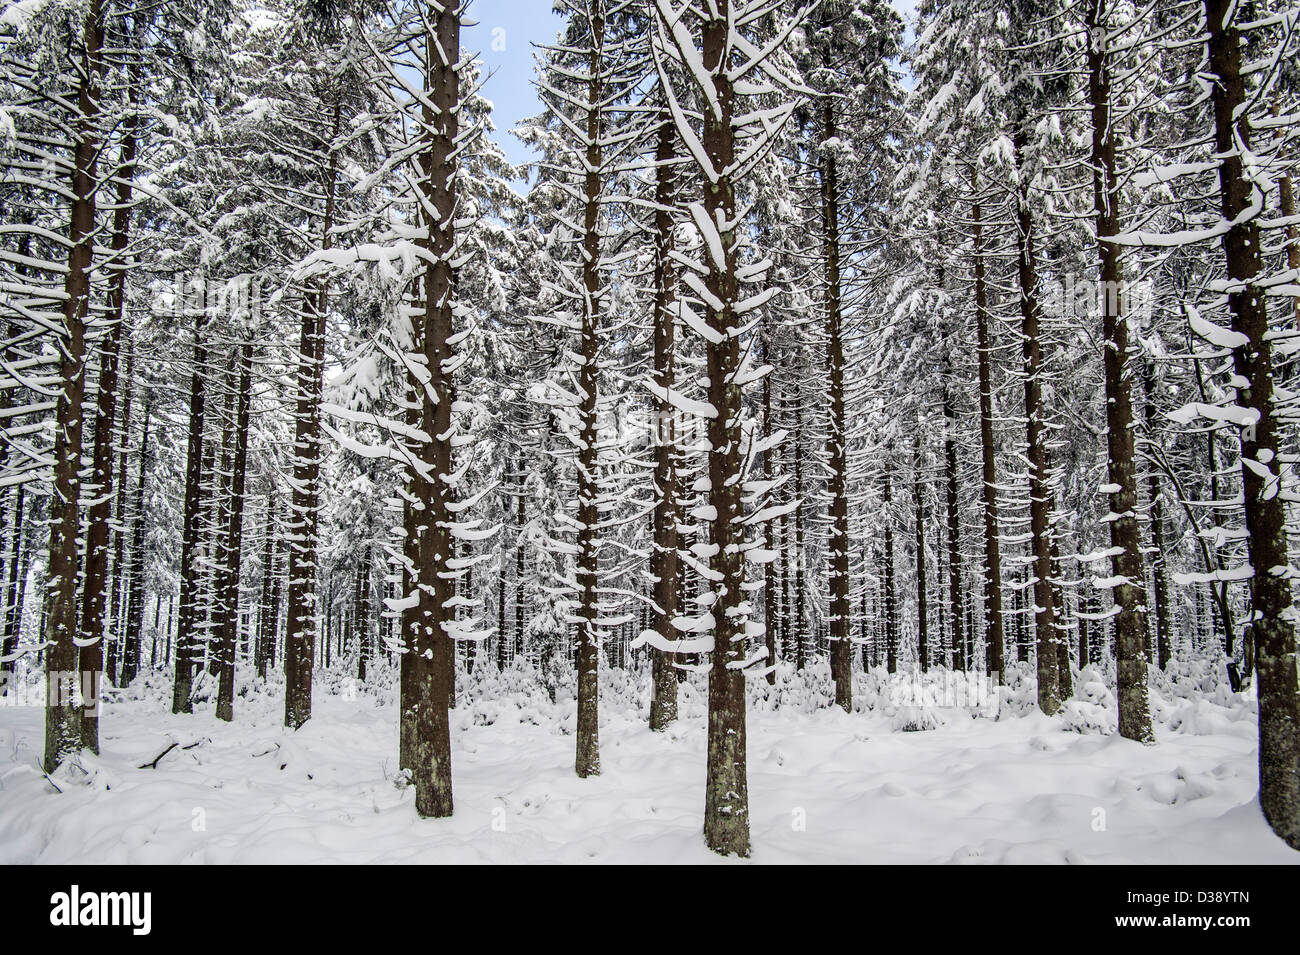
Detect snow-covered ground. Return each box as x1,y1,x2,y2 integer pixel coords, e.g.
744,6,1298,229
0,659,1296,864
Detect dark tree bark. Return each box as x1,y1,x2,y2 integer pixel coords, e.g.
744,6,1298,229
1204,0,1300,849
1087,0,1152,742
571,6,607,778
78,35,140,749
792,399,806,671
284,98,342,730
971,185,1005,683
820,96,852,711
215,342,251,722
1012,127,1060,716
913,434,929,671
402,5,461,817
696,0,750,856
104,342,133,686
1,484,25,679
882,454,897,674
649,111,680,729
44,0,105,771
254,496,276,679
513,454,526,659
173,306,209,715
943,369,965,673
761,334,777,686
1141,361,1171,668
119,398,150,687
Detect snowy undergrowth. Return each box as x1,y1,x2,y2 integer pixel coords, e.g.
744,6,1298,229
0,652,1293,863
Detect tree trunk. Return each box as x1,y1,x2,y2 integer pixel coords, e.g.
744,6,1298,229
1088,0,1152,742
1141,361,1171,668
120,398,150,687
402,6,461,817
793,400,806,670
821,97,852,711
216,342,251,722
971,185,1005,683
698,1,749,856
44,0,105,771
173,305,208,715
1,484,25,680
943,372,965,673
649,111,680,729
914,434,929,671
1204,0,1300,849
571,8,607,778
1012,127,1060,716
883,454,897,674
284,98,342,730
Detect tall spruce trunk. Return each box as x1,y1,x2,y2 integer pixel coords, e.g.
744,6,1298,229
44,0,105,771
513,455,526,657
105,343,133,685
1,484,25,678
761,334,777,685
821,98,852,711
572,8,606,776
649,112,680,729
1141,361,1171,668
883,455,897,673
120,398,150,687
172,307,208,715
1012,127,1060,716
943,366,965,673
971,187,1005,682
216,342,251,722
1087,0,1152,742
699,2,749,856
793,401,806,670
284,101,341,730
403,6,461,817
255,496,276,679
1204,0,1300,849
77,37,139,749
914,435,929,671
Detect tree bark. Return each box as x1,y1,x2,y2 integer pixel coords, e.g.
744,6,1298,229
44,0,105,771
120,398,150,687
402,6,461,817
883,454,897,674
913,434,929,671
1012,127,1060,716
284,97,342,730
1087,0,1152,742
215,342,251,721
1204,0,1300,849
820,97,852,711
943,367,965,673
971,185,1005,683
572,7,607,778
649,111,680,729
698,0,750,856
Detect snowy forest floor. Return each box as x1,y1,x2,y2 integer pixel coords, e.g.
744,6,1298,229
1,658,1297,863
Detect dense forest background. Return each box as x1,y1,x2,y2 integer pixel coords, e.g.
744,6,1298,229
1,0,1298,856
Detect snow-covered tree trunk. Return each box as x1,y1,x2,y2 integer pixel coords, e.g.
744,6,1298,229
1012,127,1060,716
43,0,105,771
119,397,150,688
1086,0,1152,743
216,341,252,722
284,97,342,730
649,111,681,730
1203,0,1299,850
971,185,1005,683
820,96,852,710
